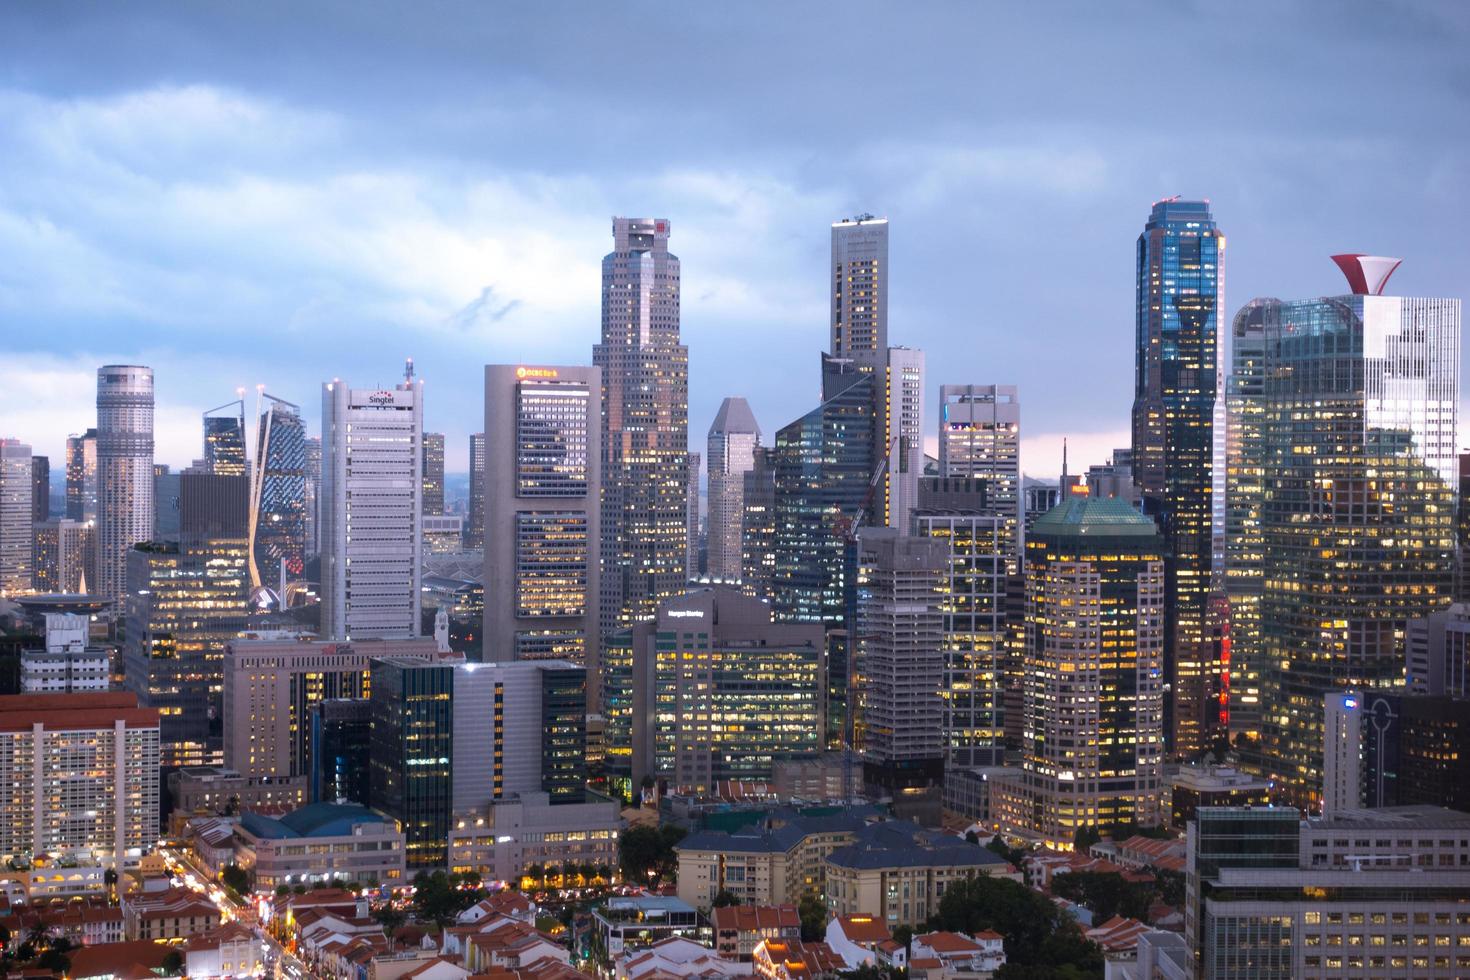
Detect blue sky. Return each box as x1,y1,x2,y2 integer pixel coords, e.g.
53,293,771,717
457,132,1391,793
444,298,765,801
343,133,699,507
2,2,1467,479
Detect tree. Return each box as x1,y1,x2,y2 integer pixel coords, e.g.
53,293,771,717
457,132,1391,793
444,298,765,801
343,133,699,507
103,867,119,904
276,884,291,897
374,905,407,951
932,875,1102,972
220,863,250,895
1073,825,1101,853
711,889,739,908
1050,871,1152,924
1154,868,1185,910
411,870,471,928
617,824,686,887
797,892,826,941
891,924,914,951
160,949,185,976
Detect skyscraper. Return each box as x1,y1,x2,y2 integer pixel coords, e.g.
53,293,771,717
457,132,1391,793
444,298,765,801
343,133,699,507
202,400,247,476
321,368,424,640
32,519,89,594
593,217,690,636
1255,260,1459,809
482,364,600,669
739,447,777,601
938,385,1021,561
249,394,307,599
0,440,32,595
993,496,1166,848
65,429,98,523
466,432,485,550
30,455,49,524
705,398,761,581
686,451,701,579
96,365,154,604
830,216,888,359
303,435,321,558
1129,199,1224,757
422,432,445,517
878,347,925,533
1224,300,1268,740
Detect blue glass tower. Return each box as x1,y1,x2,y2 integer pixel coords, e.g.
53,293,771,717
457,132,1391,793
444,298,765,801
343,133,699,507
1130,198,1224,757
250,395,308,597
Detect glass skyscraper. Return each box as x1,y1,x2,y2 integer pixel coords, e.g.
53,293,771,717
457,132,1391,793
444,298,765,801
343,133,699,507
1224,299,1268,740
1130,198,1224,757
1255,280,1459,809
249,395,307,596
202,400,247,476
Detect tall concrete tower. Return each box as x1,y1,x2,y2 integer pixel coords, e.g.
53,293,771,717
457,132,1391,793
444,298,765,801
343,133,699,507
96,365,154,603
705,398,760,580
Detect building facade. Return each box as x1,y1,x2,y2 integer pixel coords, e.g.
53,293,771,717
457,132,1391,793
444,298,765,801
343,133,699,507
96,366,155,604
321,371,424,640
937,385,1021,561
422,431,445,517
482,364,601,669
706,398,761,581
1224,299,1268,740
830,216,888,359
0,440,31,595
594,217,690,637
467,432,486,549
249,394,308,598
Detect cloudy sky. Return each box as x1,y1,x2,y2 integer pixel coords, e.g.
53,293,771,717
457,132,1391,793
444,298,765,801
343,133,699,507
2,2,1467,482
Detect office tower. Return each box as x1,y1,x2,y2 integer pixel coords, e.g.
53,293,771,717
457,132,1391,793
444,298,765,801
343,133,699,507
466,433,485,549
249,394,307,598
153,464,180,543
1224,299,1268,740
0,692,160,869
1321,692,1362,815
369,655,588,868
124,471,251,767
95,366,154,604
303,434,321,558
1129,199,1224,758
1022,482,1060,531
310,698,372,804
878,347,925,533
1188,805,1470,980
593,217,690,636
1407,604,1470,697
686,451,701,578
32,519,89,594
1085,448,1142,506
830,216,888,359
222,634,436,779
65,430,98,523
21,613,110,693
915,478,1009,768
739,447,777,600
482,364,600,668
321,367,423,640
0,440,31,595
202,400,247,476
30,456,48,524
853,529,947,810
422,431,445,517
1358,691,1470,811
938,385,1021,559
621,586,824,793
706,398,761,581
993,497,1165,848
1256,263,1459,809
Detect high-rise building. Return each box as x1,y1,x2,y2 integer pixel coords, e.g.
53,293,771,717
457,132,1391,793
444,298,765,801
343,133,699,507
1256,262,1459,809
249,395,307,599
938,385,1021,560
222,634,437,779
124,471,251,768
992,496,1166,848
96,366,155,604
1022,482,1060,531
303,434,321,559
620,586,824,793
153,464,180,543
422,432,445,517
30,455,48,524
482,364,600,670
877,347,926,534
20,613,110,694
705,398,761,581
593,217,690,636
1406,603,1470,697
309,698,372,805
830,216,888,359
321,368,423,640
915,478,1009,769
0,692,160,869
686,451,701,579
1224,299,1268,740
466,432,485,550
1129,199,1224,758
202,400,247,476
739,447,777,601
1358,692,1470,812
65,430,98,524
0,440,32,595
853,529,948,808
32,519,89,594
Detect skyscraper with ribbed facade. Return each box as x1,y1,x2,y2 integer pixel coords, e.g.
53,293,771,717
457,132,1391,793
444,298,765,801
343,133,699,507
705,397,761,581
1224,299,1268,740
593,218,689,636
249,394,307,598
96,365,154,604
1130,198,1224,757
1254,259,1459,809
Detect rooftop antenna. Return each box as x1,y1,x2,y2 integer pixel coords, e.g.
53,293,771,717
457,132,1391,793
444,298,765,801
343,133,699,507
404,357,415,384
1061,437,1069,482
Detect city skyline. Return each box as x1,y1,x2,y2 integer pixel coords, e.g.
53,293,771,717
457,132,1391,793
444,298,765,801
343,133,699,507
4,4,1468,480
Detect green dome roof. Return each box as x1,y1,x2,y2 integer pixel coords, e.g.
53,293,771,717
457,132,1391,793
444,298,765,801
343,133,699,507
1029,495,1159,538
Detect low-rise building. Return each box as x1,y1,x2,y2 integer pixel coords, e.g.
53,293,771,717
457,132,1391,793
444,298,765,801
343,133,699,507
447,791,621,886
751,939,847,980
713,904,800,961
1100,929,1190,980
594,896,706,957
20,613,110,692
185,816,238,874
618,936,754,980
184,921,265,978
236,802,405,890
823,914,893,967
122,885,221,941
0,901,123,950
67,939,173,979
909,931,1006,979
167,766,309,829
823,821,1020,927
1087,835,1186,873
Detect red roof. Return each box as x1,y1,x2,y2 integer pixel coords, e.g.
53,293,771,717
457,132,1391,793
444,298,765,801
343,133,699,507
713,904,800,934
67,940,171,979
832,914,890,944
758,939,846,978
0,691,157,732
915,932,983,954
